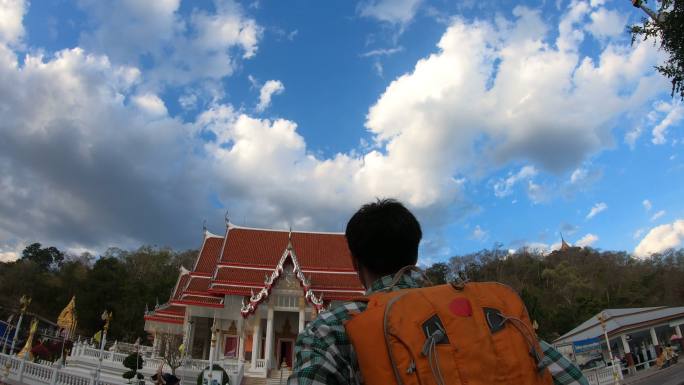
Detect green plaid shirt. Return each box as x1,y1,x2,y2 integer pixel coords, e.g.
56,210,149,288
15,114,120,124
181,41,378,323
288,273,588,385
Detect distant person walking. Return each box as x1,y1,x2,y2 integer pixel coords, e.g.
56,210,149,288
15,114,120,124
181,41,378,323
288,198,588,385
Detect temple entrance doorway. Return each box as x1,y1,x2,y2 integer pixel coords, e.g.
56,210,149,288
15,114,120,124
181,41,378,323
277,338,294,368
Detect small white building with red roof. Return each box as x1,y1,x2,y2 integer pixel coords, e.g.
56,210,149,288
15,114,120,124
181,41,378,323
144,222,364,378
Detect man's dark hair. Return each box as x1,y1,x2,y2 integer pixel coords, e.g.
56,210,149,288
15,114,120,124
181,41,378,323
345,198,422,277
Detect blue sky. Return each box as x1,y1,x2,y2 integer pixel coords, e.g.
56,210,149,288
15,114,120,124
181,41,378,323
0,0,682,263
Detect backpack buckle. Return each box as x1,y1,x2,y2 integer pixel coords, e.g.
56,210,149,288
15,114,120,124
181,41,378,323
484,308,506,333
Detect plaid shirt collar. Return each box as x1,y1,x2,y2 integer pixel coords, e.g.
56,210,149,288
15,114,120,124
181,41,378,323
366,270,423,295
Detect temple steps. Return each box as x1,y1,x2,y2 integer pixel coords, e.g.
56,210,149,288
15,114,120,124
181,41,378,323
241,377,266,385
240,369,291,385
266,369,291,385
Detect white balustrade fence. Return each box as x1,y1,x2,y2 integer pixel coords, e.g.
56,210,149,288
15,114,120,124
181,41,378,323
0,345,246,385
55,371,90,385
23,361,53,382
255,359,266,369
1,353,100,385
583,365,623,385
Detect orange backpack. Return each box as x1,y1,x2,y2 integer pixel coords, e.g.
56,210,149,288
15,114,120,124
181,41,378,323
344,281,554,385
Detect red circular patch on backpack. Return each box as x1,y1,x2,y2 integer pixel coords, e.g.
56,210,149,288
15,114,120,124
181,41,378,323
449,298,472,317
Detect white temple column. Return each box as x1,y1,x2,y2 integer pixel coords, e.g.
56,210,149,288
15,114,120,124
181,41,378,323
675,324,682,338
641,343,650,368
238,326,246,362
209,318,218,363
250,313,261,369
152,333,160,357
265,305,275,369
186,319,195,359
650,327,659,346
182,310,193,359
216,330,223,360
621,334,631,354
298,308,305,333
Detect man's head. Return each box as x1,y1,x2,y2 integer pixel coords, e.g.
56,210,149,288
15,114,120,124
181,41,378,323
345,199,422,288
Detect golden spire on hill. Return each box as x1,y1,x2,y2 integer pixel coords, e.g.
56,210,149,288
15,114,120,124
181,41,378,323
560,233,571,251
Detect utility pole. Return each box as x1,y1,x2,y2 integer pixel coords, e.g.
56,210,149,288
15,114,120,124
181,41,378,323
95,310,113,385
597,312,620,385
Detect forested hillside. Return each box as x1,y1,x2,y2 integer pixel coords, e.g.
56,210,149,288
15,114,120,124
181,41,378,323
1,243,683,343
0,244,196,342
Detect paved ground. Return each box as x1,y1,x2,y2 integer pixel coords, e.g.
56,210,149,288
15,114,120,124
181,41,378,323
625,362,684,385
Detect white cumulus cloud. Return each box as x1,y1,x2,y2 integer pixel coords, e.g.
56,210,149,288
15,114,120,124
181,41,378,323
635,219,684,257
576,233,598,247
586,202,607,219
586,8,626,39
365,4,664,177
78,0,262,87
493,166,538,197
651,101,683,145
132,93,168,117
0,0,25,45
358,0,423,24
256,80,285,112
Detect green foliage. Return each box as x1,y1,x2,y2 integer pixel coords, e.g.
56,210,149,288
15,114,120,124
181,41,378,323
423,262,450,284
123,353,144,371
0,243,198,342
122,352,145,382
446,246,684,341
630,0,684,99
196,365,229,385
22,243,64,270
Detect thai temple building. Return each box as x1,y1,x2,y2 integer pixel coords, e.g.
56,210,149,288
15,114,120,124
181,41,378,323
143,222,364,379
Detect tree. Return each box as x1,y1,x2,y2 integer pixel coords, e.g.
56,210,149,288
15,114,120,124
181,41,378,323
78,257,127,339
424,262,450,284
161,334,183,376
0,243,197,342
21,243,65,270
122,352,144,383
630,0,684,99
